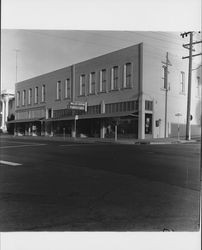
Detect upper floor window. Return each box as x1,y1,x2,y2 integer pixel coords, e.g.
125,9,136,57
123,63,132,88
79,74,86,96
16,91,20,107
111,66,118,90
56,81,61,100
145,100,153,111
28,88,32,105
34,87,38,104
89,72,96,94
41,85,46,102
180,71,185,93
100,69,106,92
22,90,26,106
65,79,71,99
196,76,201,97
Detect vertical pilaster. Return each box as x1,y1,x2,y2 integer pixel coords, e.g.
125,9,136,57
138,43,145,139
1,99,5,130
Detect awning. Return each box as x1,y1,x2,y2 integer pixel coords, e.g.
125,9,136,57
7,117,45,124
46,111,138,122
7,111,138,124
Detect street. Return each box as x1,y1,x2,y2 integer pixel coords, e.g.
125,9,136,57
0,137,200,231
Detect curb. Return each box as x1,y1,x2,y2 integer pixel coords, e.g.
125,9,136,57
0,135,199,145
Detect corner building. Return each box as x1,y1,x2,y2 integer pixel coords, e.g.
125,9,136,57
13,43,201,139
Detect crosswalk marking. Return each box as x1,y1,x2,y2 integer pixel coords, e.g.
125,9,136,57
0,160,22,166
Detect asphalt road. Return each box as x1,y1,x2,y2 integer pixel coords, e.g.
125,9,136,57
0,137,200,231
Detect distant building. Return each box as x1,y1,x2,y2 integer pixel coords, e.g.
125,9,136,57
8,43,201,139
0,90,15,133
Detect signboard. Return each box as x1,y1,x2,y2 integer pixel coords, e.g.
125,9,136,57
175,113,182,117
68,102,87,111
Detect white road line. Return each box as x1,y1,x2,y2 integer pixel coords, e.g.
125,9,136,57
0,160,22,166
0,144,46,149
59,144,91,147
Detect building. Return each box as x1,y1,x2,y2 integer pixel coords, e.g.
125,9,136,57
0,90,15,133
9,42,201,139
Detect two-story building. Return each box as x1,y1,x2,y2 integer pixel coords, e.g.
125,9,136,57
9,42,201,139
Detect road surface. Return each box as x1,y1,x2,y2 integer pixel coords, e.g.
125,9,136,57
0,137,200,231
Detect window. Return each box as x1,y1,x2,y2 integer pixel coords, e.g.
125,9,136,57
89,72,96,94
28,88,32,105
87,105,101,115
196,76,200,97
111,66,118,90
34,87,38,104
100,69,106,92
123,63,132,88
48,109,52,118
16,91,20,107
42,85,45,102
22,90,26,106
180,71,185,93
145,100,153,111
56,81,61,100
65,79,71,99
80,74,86,96
105,100,138,113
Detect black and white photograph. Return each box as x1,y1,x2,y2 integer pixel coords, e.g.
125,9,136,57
0,0,201,250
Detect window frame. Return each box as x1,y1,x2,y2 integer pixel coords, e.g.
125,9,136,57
28,88,32,105
196,76,200,97
180,71,185,94
111,66,119,91
100,69,107,92
56,81,61,100
123,63,132,88
34,87,39,104
22,90,26,106
16,91,20,107
41,85,46,102
89,72,96,94
65,78,71,99
79,74,86,96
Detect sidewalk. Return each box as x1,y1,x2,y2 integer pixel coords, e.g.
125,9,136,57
0,134,200,145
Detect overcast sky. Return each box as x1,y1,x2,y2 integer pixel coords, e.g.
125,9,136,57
2,30,191,92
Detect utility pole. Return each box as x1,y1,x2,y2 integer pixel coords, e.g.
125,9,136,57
181,31,202,140
162,52,172,138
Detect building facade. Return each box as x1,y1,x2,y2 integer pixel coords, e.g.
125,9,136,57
9,43,201,139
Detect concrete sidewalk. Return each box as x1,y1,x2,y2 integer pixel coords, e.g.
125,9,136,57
0,134,200,145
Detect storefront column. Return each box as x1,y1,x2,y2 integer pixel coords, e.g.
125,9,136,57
1,99,5,130
100,122,106,139
138,95,145,139
50,122,54,136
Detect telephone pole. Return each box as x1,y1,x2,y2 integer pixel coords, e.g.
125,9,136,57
162,52,172,138
181,31,202,140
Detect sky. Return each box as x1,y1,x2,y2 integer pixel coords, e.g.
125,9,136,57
2,30,199,92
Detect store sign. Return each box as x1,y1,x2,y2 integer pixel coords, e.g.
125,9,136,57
68,102,87,111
